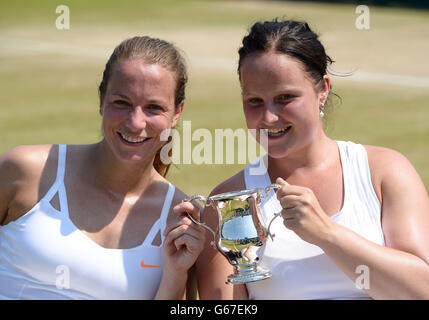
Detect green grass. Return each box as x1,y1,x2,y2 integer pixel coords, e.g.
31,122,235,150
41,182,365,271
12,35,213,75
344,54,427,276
1,0,428,196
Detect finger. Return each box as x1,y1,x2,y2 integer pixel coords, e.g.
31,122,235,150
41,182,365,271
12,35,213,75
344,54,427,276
283,216,299,230
278,194,301,209
173,233,203,253
276,177,289,186
164,225,189,249
163,212,194,237
175,222,206,240
164,223,205,247
166,229,203,254
165,201,201,237
276,183,307,199
281,208,301,230
280,207,301,222
174,201,201,221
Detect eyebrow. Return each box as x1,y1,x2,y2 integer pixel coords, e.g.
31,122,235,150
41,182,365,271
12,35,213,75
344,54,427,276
243,87,302,96
110,92,131,101
110,92,170,106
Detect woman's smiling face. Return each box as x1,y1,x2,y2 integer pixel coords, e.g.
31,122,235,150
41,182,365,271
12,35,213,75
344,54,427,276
240,51,329,159
100,59,182,163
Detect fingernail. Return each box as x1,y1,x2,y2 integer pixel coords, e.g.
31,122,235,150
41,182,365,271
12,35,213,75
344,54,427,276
276,177,287,185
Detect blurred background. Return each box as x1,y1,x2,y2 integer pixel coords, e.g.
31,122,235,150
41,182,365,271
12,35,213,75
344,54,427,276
0,0,428,196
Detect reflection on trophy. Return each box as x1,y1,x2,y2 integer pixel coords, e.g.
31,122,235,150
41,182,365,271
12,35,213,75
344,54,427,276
183,184,282,284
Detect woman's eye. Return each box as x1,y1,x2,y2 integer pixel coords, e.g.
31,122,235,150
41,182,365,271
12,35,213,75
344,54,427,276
148,104,164,111
247,98,263,106
113,100,130,107
277,94,294,102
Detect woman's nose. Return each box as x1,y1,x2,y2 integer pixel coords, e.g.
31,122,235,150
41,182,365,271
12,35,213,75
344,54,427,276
126,106,146,131
262,103,279,124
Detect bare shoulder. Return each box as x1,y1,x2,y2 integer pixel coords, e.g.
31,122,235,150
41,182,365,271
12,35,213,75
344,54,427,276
0,145,54,178
363,145,424,184
162,182,192,225
167,169,246,205
0,144,56,193
363,145,427,201
166,169,246,221
364,145,413,169
170,185,188,206
0,144,56,225
167,170,246,211
209,170,246,196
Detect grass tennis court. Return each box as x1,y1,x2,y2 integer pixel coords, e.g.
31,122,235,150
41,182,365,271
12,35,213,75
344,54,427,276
1,0,428,196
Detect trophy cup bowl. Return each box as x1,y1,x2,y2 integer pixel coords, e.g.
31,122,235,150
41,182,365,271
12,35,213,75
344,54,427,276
183,184,282,285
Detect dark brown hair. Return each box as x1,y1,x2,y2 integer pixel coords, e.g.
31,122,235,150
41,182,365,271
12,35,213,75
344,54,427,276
238,19,339,113
99,36,188,177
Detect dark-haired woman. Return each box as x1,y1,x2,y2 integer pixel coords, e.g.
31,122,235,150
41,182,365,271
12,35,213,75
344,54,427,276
196,19,429,299
0,36,205,299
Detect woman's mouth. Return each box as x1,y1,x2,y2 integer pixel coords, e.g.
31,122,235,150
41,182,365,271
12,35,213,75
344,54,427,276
266,126,292,138
118,132,150,145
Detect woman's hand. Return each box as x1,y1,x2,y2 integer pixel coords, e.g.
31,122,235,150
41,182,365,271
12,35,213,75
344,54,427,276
275,177,335,245
163,201,206,275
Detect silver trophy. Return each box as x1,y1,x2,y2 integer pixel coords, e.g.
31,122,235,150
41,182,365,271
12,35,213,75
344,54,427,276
184,184,282,284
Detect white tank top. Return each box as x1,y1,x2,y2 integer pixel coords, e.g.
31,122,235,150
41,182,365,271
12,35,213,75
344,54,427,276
245,141,385,300
0,145,175,300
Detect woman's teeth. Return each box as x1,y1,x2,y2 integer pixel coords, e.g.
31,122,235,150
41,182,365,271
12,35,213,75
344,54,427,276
120,133,146,143
267,127,291,137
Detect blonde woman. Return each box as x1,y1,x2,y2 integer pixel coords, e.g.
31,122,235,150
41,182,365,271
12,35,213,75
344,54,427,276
0,36,205,300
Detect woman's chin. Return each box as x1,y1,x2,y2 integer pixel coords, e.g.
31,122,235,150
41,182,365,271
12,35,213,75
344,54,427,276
265,145,294,159
110,145,156,164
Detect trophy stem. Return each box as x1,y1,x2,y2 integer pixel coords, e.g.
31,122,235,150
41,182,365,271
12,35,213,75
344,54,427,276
226,263,271,285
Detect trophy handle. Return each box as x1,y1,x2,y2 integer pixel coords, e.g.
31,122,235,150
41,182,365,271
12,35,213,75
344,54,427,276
263,183,282,199
262,184,283,240
182,195,217,246
266,212,282,241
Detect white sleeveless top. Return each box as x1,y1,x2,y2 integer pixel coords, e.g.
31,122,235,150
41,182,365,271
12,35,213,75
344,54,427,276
245,141,385,300
0,145,175,300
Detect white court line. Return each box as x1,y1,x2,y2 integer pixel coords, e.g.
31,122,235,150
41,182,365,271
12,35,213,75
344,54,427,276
336,71,429,88
1,37,429,88
0,37,110,59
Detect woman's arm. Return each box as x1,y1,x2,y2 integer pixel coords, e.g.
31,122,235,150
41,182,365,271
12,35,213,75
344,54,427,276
0,149,15,225
276,146,429,299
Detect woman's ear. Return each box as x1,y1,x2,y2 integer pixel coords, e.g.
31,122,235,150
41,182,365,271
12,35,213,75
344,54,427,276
171,100,184,128
320,75,331,105
99,100,105,116
99,94,106,116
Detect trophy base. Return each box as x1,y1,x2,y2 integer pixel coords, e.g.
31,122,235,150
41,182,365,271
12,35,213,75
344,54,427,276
226,263,271,285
